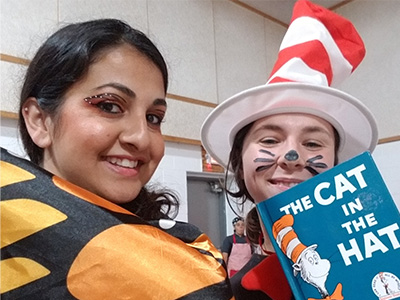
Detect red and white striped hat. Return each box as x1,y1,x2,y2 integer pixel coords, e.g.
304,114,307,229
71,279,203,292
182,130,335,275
272,214,309,264
201,0,378,168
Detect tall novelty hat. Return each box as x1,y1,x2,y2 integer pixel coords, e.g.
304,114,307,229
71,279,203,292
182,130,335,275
201,0,378,168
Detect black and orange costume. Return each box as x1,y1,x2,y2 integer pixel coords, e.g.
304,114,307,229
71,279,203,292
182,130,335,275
1,148,233,299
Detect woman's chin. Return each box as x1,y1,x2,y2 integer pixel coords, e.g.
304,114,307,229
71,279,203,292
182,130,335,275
97,189,141,205
256,185,289,203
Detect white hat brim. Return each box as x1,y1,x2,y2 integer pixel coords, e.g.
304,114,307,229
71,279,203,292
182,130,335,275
201,82,378,168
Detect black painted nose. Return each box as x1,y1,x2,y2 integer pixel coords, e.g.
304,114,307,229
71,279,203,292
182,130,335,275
284,150,299,161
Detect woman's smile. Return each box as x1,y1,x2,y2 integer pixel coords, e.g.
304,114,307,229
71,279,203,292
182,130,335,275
106,156,139,169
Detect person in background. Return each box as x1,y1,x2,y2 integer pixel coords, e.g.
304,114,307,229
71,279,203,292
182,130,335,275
221,216,253,278
1,18,232,299
201,0,378,299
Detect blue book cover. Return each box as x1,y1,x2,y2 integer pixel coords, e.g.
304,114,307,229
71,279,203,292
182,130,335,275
257,151,400,300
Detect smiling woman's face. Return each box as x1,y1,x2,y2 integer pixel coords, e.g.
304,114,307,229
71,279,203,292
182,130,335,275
241,113,336,203
34,44,166,204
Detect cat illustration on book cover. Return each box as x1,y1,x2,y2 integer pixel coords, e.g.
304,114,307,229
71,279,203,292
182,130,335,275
273,214,343,300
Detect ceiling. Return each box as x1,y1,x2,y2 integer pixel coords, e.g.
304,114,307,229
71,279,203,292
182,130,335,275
233,0,351,26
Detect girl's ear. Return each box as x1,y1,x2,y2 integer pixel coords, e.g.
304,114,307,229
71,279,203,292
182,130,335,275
22,97,53,148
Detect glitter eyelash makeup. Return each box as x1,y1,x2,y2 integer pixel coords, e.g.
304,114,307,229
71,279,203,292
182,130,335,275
84,93,114,104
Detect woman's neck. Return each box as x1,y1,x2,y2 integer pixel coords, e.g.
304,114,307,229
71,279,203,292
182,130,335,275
261,237,275,254
258,212,275,255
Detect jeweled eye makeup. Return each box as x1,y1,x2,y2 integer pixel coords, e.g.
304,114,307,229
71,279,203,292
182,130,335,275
84,93,125,114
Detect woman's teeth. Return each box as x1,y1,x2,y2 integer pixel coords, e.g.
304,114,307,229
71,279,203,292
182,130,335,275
275,181,298,188
107,157,138,168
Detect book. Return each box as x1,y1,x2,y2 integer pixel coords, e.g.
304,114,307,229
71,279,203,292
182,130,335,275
257,151,400,300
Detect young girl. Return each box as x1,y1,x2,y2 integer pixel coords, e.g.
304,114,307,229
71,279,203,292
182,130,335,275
201,1,378,299
2,19,232,299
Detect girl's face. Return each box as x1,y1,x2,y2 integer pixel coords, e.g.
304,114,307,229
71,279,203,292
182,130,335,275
39,44,166,204
241,113,336,203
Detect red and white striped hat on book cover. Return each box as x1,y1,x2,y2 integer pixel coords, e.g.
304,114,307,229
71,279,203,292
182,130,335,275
201,0,378,168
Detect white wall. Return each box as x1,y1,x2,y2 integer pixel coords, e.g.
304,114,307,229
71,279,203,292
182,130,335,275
336,0,400,139
150,141,203,222
4,1,397,142
0,118,26,158
372,141,400,211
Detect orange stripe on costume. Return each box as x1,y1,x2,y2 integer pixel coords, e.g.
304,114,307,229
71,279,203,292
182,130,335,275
67,224,226,299
53,176,134,215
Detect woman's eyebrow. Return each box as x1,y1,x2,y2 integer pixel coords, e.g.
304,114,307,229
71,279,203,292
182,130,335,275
154,98,167,107
95,83,166,107
302,125,332,136
96,82,136,98
255,124,284,134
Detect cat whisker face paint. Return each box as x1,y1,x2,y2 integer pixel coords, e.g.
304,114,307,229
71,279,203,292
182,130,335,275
254,148,329,176
254,149,276,172
305,154,328,176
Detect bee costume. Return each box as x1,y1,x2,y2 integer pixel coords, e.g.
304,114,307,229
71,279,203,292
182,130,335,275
1,148,232,299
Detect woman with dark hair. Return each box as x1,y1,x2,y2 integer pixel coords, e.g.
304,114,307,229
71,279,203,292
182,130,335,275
2,19,232,299
221,216,252,278
221,217,253,278
201,1,378,299
18,18,172,220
